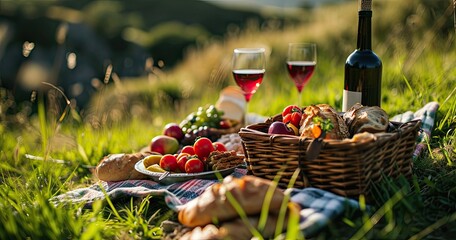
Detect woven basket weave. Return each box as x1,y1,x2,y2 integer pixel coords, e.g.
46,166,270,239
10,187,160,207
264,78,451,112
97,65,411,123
238,115,421,199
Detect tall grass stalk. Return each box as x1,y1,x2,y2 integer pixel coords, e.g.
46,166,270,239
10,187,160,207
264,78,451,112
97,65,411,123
272,168,301,238
410,211,456,240
351,187,408,239
37,92,48,158
281,169,303,239
258,172,281,233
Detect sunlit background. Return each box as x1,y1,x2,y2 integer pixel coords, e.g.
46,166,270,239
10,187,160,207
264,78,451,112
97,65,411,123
0,0,454,123
0,0,349,109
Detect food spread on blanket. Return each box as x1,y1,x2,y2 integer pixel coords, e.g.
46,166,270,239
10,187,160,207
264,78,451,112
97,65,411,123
269,103,390,141
95,88,246,181
95,140,244,181
144,138,244,174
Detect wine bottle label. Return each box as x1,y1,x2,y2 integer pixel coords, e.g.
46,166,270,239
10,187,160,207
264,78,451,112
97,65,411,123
342,90,362,112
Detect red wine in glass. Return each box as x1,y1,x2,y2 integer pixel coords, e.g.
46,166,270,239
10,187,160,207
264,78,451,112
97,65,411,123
286,43,317,104
286,61,316,93
232,47,266,126
232,69,265,102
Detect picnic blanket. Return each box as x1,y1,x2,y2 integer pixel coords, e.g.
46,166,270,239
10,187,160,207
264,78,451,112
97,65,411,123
51,102,439,238
390,101,439,159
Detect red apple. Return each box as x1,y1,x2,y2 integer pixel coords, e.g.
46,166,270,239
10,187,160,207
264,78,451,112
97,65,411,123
163,123,184,141
268,121,295,136
150,135,180,155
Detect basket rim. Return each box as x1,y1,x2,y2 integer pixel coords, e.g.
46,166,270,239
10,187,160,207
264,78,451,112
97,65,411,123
239,119,421,146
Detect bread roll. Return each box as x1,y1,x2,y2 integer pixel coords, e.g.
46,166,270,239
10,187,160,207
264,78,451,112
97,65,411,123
343,103,389,136
178,175,286,227
299,104,350,140
96,152,155,182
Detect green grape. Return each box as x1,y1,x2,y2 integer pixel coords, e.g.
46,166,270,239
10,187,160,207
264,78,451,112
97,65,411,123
179,105,224,134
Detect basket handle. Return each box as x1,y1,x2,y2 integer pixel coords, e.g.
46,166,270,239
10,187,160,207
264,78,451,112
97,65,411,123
306,137,324,162
240,124,270,135
297,137,320,187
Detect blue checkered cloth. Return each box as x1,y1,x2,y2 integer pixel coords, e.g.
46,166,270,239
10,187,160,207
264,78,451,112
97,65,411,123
288,187,361,237
391,101,439,159
52,102,439,238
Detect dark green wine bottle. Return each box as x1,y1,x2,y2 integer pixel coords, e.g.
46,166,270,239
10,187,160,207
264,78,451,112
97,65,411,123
343,0,382,112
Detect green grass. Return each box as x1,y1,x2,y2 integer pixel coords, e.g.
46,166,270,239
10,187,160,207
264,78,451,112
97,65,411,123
1,0,456,239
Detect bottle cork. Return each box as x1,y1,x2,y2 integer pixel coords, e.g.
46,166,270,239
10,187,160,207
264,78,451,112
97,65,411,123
359,0,372,11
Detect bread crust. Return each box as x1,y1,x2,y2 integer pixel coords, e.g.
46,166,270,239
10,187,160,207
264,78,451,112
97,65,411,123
96,152,154,182
299,104,350,139
178,175,286,227
180,206,299,240
343,103,389,136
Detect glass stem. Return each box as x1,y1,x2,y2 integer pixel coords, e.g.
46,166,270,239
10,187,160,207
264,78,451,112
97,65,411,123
243,102,249,126
298,91,302,106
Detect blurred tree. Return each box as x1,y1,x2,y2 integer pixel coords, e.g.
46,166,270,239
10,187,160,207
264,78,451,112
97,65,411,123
0,0,267,111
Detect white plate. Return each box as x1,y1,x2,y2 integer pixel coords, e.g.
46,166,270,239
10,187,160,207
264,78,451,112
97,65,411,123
134,159,242,185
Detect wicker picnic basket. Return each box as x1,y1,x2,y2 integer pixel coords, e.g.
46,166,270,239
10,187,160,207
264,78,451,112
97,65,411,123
238,114,421,199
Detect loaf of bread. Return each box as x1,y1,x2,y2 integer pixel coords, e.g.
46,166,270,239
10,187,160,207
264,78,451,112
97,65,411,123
180,202,300,240
96,152,155,182
343,103,389,136
299,104,350,140
178,175,287,227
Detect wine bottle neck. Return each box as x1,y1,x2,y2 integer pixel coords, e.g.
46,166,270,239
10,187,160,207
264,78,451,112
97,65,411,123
357,10,372,50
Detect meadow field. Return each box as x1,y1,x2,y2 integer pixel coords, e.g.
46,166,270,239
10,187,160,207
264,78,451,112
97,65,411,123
0,0,455,239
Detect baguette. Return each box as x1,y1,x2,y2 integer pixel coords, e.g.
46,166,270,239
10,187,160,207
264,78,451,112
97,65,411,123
96,152,156,182
180,209,298,240
178,175,286,227
215,202,300,239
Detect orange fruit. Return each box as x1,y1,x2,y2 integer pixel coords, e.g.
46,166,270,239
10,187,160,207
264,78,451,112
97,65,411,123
311,124,322,138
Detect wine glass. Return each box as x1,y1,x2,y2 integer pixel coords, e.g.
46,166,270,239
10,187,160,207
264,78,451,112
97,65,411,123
232,48,266,126
286,43,317,105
